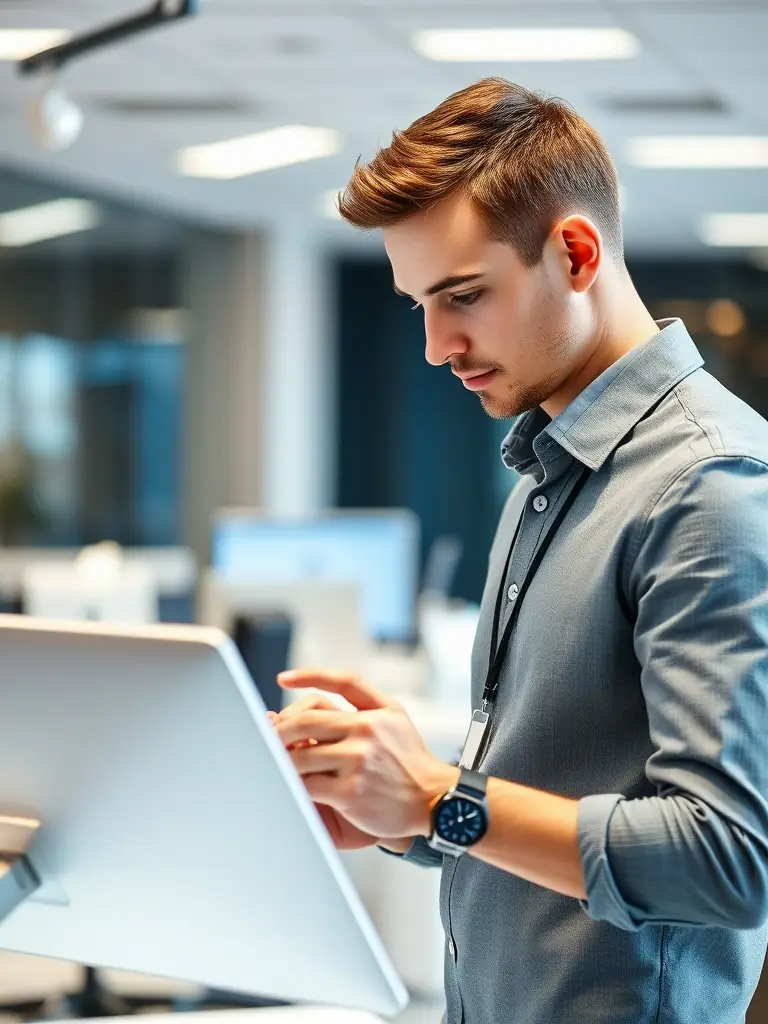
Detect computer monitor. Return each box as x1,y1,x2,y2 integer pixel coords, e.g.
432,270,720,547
0,615,408,1018
211,511,420,644
198,573,370,676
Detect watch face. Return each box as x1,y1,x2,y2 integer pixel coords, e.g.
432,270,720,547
435,796,487,847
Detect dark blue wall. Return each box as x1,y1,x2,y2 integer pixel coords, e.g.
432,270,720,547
335,258,512,602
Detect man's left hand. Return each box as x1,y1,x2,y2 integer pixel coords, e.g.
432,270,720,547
276,669,459,840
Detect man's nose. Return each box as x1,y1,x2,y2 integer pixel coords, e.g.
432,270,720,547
423,307,469,367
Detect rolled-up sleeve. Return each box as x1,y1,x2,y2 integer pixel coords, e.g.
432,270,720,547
579,455,768,931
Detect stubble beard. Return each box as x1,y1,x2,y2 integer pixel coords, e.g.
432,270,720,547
478,320,575,419
478,372,560,419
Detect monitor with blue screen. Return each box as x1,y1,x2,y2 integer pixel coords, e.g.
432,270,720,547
211,510,420,643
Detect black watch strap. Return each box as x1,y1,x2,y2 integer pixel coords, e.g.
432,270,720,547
456,767,487,798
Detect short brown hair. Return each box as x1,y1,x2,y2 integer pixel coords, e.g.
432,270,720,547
338,78,623,266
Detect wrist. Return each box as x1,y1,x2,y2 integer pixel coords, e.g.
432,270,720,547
415,762,461,837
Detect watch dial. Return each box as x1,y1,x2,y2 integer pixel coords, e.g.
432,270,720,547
436,796,486,846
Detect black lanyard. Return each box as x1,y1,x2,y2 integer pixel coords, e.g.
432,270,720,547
483,466,591,708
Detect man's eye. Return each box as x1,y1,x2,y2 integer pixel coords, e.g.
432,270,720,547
449,290,482,308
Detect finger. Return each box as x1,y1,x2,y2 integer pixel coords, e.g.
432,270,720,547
303,772,347,808
286,738,319,752
289,739,364,777
278,694,341,720
277,710,354,748
266,711,279,725
274,698,342,750
278,669,390,712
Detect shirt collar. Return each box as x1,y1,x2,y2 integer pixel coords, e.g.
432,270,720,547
501,319,705,474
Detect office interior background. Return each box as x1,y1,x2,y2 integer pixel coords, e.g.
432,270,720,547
1,1,768,1022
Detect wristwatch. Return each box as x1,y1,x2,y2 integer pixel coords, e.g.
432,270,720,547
427,768,489,856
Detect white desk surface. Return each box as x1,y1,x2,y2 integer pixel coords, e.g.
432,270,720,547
0,548,197,599
0,956,389,1018
45,1010,387,1024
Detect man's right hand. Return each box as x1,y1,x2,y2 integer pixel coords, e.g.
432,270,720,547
267,692,382,851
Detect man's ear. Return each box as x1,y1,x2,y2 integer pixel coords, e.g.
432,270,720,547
547,215,602,293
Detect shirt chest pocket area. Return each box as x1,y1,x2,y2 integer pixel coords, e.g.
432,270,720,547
499,523,634,696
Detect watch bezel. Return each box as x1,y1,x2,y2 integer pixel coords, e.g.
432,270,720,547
430,788,489,849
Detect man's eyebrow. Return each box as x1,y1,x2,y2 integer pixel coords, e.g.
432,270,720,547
425,273,484,296
392,273,484,299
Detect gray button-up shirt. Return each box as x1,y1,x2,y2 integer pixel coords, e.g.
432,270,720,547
397,319,768,1023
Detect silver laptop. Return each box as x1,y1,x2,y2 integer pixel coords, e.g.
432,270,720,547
0,615,408,1018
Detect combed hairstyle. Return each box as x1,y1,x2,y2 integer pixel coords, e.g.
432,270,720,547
338,78,623,267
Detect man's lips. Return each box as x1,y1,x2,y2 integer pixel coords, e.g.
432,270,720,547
453,369,498,391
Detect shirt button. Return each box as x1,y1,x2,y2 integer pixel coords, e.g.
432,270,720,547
507,583,519,602
448,938,456,960
533,494,549,513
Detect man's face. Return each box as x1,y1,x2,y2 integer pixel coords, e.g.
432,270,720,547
384,193,592,419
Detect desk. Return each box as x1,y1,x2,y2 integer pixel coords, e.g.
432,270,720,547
0,950,81,1004
0,547,197,602
44,1007,387,1024
123,1012,383,1023
0,957,390,1019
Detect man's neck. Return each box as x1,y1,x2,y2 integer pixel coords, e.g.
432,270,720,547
541,286,659,421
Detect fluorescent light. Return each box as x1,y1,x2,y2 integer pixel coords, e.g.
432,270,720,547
177,125,341,179
628,136,768,168
0,199,99,247
412,28,639,62
0,29,71,60
699,214,768,248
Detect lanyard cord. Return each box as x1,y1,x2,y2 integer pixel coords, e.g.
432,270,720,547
483,466,591,709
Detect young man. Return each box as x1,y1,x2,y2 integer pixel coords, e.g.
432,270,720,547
270,79,768,1023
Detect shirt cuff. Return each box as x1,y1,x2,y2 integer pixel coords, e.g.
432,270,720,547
577,793,643,932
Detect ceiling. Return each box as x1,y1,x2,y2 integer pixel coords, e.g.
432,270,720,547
0,0,766,256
